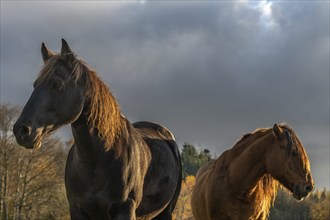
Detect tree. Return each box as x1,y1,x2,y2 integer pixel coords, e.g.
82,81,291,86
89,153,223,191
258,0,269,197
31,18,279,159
0,104,69,220
181,143,212,178
269,188,311,220
0,105,19,220
269,187,330,220
309,189,330,220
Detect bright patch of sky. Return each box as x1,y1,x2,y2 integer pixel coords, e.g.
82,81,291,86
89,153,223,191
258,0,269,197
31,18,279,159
260,1,272,17
237,0,274,27
258,0,274,27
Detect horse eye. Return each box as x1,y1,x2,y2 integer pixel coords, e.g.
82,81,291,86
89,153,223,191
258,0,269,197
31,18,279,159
54,70,66,80
49,79,63,90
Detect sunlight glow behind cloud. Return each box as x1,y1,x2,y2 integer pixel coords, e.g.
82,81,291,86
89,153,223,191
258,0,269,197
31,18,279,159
260,1,272,17
258,1,274,27
236,0,275,28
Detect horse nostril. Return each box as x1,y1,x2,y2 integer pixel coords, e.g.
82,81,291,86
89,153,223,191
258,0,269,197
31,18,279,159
305,184,313,193
21,125,31,135
19,125,32,139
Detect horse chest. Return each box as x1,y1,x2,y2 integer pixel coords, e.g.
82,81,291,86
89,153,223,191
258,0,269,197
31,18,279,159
66,160,134,214
67,167,129,200
66,171,132,219
77,189,110,214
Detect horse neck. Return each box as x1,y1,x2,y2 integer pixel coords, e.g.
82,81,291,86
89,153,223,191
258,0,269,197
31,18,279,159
226,132,274,196
71,111,104,162
70,74,126,162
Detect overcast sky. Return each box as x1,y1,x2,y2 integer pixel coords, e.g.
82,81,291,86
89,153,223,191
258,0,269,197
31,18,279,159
1,1,329,189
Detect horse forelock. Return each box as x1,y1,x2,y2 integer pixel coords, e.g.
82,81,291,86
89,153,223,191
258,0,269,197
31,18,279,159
35,54,124,149
35,54,84,87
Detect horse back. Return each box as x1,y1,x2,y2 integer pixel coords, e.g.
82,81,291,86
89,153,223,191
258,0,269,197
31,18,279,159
133,121,175,141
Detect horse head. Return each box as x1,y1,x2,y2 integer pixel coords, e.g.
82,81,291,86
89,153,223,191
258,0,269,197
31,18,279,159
13,39,86,149
265,124,314,200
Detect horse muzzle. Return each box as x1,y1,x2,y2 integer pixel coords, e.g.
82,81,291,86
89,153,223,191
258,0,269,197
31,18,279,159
292,183,314,201
13,121,42,149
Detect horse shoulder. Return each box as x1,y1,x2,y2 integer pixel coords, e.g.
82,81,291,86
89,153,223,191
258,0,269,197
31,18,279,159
191,160,216,220
193,151,235,219
195,160,215,183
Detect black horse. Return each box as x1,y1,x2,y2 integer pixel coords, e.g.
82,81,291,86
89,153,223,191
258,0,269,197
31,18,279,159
13,39,182,220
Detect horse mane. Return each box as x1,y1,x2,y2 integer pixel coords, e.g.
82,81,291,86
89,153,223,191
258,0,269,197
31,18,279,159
232,123,297,155
230,127,270,158
35,54,124,149
252,174,279,219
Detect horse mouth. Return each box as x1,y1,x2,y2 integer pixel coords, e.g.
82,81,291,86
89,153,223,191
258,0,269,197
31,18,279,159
281,183,305,201
15,133,43,149
14,126,46,149
293,192,304,201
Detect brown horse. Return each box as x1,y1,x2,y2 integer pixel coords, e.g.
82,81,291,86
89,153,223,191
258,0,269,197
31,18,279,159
13,39,182,219
191,124,314,220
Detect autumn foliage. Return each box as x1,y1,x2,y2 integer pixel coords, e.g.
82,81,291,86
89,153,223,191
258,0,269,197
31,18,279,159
0,105,69,220
173,176,195,220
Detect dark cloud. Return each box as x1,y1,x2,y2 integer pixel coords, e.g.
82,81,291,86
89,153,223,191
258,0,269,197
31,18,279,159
1,1,329,189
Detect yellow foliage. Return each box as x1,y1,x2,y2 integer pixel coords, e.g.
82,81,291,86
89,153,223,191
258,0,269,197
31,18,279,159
173,175,195,220
310,198,330,220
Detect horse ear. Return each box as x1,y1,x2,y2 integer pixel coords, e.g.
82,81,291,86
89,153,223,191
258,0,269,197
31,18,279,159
61,39,72,55
272,124,283,139
41,43,54,62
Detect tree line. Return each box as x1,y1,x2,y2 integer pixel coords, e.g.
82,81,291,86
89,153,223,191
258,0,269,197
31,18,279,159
0,104,329,219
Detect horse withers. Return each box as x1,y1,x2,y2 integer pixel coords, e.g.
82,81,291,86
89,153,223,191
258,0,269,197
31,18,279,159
191,124,314,220
13,39,182,220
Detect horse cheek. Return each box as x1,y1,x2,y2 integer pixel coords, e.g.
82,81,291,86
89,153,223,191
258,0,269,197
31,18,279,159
265,155,279,177
59,91,84,123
